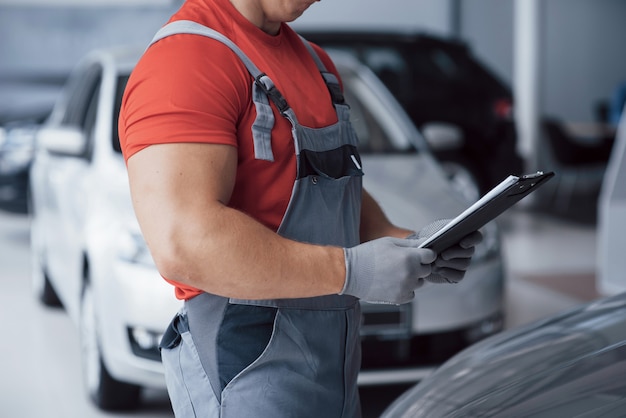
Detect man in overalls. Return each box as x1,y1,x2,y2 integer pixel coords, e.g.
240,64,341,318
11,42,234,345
119,0,481,416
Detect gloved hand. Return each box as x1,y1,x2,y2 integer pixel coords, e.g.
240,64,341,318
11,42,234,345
340,237,437,304
410,219,483,284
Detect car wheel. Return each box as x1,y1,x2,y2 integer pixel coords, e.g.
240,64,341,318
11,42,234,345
34,269,62,307
80,280,141,411
30,219,62,307
439,158,482,203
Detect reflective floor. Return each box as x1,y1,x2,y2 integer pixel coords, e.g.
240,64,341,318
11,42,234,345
499,205,599,329
0,204,600,417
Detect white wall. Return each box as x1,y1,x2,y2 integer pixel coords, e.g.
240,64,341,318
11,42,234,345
0,0,172,5
0,1,452,77
460,0,626,123
0,6,176,77
2,0,625,126
0,5,178,120
293,0,452,35
543,0,626,121
458,0,515,86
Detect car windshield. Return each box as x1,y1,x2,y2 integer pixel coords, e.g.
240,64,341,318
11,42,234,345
311,36,507,107
368,43,497,103
336,64,418,155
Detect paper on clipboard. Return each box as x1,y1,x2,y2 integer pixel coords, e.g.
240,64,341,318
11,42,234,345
418,171,555,252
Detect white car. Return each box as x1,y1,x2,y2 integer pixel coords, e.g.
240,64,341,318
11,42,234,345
29,45,505,410
29,46,181,411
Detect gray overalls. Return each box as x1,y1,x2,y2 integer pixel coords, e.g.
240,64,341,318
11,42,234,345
153,21,364,418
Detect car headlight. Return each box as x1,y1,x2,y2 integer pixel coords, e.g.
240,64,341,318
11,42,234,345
0,127,37,175
127,326,162,361
117,227,155,267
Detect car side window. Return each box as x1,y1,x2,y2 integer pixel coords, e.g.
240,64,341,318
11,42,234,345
112,76,129,153
62,64,102,130
82,82,101,160
60,63,102,159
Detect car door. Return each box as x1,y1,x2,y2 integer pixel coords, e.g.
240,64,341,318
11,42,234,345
43,62,102,316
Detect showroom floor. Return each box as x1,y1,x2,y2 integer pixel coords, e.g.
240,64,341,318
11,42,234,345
499,203,601,329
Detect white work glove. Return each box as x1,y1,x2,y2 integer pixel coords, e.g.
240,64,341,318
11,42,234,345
409,219,483,284
340,237,437,304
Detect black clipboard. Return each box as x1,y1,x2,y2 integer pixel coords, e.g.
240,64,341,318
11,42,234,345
419,171,555,253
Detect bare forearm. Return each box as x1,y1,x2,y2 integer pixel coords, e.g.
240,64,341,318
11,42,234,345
127,143,346,300
144,202,346,300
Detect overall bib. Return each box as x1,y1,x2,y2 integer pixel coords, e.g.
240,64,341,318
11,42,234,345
153,21,364,418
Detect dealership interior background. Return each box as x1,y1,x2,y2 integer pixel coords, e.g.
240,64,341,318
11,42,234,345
1,0,626,417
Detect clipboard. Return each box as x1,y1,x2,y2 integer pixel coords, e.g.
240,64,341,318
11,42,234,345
418,171,555,252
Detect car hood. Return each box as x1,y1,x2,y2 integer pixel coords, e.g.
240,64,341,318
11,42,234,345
361,153,471,232
381,292,626,417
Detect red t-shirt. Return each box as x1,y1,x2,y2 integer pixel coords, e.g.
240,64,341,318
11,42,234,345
119,0,341,299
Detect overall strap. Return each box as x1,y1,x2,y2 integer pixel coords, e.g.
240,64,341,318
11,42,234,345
298,35,346,108
150,20,279,161
149,20,345,161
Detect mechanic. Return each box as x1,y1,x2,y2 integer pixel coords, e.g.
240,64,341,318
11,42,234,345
119,0,481,416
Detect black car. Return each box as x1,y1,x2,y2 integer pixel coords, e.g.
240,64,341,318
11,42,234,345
0,76,64,214
301,30,524,195
0,120,40,214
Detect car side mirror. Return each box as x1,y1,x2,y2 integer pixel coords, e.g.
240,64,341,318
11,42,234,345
421,122,464,152
36,126,86,156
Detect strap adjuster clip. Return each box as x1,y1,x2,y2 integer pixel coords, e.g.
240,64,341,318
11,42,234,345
255,74,289,113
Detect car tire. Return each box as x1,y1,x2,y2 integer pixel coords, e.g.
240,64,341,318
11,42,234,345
30,218,62,308
80,280,141,411
35,270,62,307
